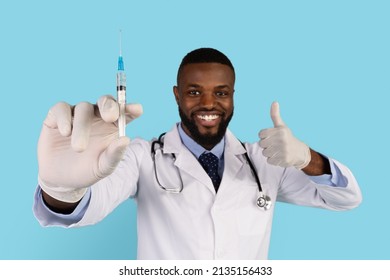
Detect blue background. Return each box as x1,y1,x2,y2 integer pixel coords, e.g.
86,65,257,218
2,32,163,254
0,0,388,259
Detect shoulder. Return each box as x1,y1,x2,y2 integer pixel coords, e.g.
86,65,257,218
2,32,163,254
127,125,180,156
224,129,260,154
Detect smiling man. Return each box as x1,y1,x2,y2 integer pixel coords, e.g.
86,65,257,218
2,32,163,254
174,61,234,150
34,48,362,259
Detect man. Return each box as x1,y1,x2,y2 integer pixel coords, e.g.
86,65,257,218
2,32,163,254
34,48,362,259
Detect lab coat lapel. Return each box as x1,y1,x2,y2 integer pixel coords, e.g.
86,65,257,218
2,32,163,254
162,125,216,194
175,151,215,193
219,130,247,189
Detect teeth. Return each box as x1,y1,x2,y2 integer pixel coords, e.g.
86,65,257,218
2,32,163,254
197,115,219,121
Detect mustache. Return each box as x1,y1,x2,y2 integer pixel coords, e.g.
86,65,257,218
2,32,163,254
191,109,225,116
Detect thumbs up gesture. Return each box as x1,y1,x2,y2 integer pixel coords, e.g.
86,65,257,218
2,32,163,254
259,102,311,169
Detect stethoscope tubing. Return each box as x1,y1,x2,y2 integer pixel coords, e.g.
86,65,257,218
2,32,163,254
151,133,271,210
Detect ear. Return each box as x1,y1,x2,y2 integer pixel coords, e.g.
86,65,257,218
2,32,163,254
173,86,180,105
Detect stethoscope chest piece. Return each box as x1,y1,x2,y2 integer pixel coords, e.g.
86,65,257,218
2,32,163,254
257,193,272,210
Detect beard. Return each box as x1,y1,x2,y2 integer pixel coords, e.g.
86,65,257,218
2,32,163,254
179,107,234,149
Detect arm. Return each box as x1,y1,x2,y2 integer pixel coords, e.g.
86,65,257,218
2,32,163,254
301,149,331,176
258,102,361,209
260,102,334,174
277,158,362,210
259,101,360,189
41,190,81,214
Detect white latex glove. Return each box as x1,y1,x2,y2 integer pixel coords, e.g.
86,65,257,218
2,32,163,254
259,102,311,169
37,95,143,203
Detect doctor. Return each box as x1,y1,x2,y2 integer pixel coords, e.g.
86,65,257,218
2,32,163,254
34,48,362,259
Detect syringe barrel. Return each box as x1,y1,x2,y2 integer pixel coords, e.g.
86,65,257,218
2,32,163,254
117,71,126,89
117,71,126,137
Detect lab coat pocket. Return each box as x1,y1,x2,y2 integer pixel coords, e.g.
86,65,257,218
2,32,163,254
236,183,273,236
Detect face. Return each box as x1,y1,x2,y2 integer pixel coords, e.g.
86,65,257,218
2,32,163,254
173,63,235,150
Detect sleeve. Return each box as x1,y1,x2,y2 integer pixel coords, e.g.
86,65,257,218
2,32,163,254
33,187,91,227
308,157,348,187
246,141,362,211
277,158,362,211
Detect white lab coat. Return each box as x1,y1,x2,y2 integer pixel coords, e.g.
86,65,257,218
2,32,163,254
48,125,362,259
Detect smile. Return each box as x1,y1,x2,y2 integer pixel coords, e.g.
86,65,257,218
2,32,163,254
197,114,220,121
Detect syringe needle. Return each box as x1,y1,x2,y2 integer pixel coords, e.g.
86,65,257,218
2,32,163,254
119,29,122,56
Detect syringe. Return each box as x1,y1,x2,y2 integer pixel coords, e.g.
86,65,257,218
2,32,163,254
117,30,126,137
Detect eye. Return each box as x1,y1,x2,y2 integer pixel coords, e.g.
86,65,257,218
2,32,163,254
216,91,228,97
188,90,200,96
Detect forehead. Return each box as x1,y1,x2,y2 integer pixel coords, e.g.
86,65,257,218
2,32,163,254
178,63,235,87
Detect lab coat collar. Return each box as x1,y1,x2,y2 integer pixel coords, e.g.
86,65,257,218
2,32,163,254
162,124,248,195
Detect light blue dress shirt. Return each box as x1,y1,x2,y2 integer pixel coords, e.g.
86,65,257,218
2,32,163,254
177,124,225,178
35,123,346,225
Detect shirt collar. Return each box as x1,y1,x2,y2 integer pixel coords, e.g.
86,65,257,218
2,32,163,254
177,123,225,159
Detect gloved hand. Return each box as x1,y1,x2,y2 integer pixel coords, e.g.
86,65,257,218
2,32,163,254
37,95,143,203
259,102,311,169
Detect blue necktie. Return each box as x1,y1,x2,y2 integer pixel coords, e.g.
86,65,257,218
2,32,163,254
198,152,221,192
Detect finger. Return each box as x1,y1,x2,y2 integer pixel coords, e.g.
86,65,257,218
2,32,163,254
267,154,282,166
259,135,276,149
266,149,286,166
258,127,279,140
125,103,143,124
97,136,130,178
71,102,94,152
44,102,73,137
270,101,285,127
97,95,119,123
262,146,278,158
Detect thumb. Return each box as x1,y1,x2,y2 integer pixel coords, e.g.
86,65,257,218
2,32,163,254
97,136,130,178
270,101,285,127
125,103,143,124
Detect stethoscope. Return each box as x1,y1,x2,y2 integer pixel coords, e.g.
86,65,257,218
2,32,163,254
151,133,272,210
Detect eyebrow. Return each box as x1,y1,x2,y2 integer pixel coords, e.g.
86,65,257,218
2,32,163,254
215,85,231,90
187,84,202,88
186,84,232,90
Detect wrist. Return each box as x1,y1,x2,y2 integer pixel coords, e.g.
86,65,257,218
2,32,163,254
38,176,88,203
41,190,82,214
301,149,332,175
295,144,311,170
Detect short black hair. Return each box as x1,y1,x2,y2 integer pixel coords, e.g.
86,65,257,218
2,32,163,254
177,48,235,84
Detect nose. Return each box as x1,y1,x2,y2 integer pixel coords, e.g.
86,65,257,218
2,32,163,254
199,92,216,109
